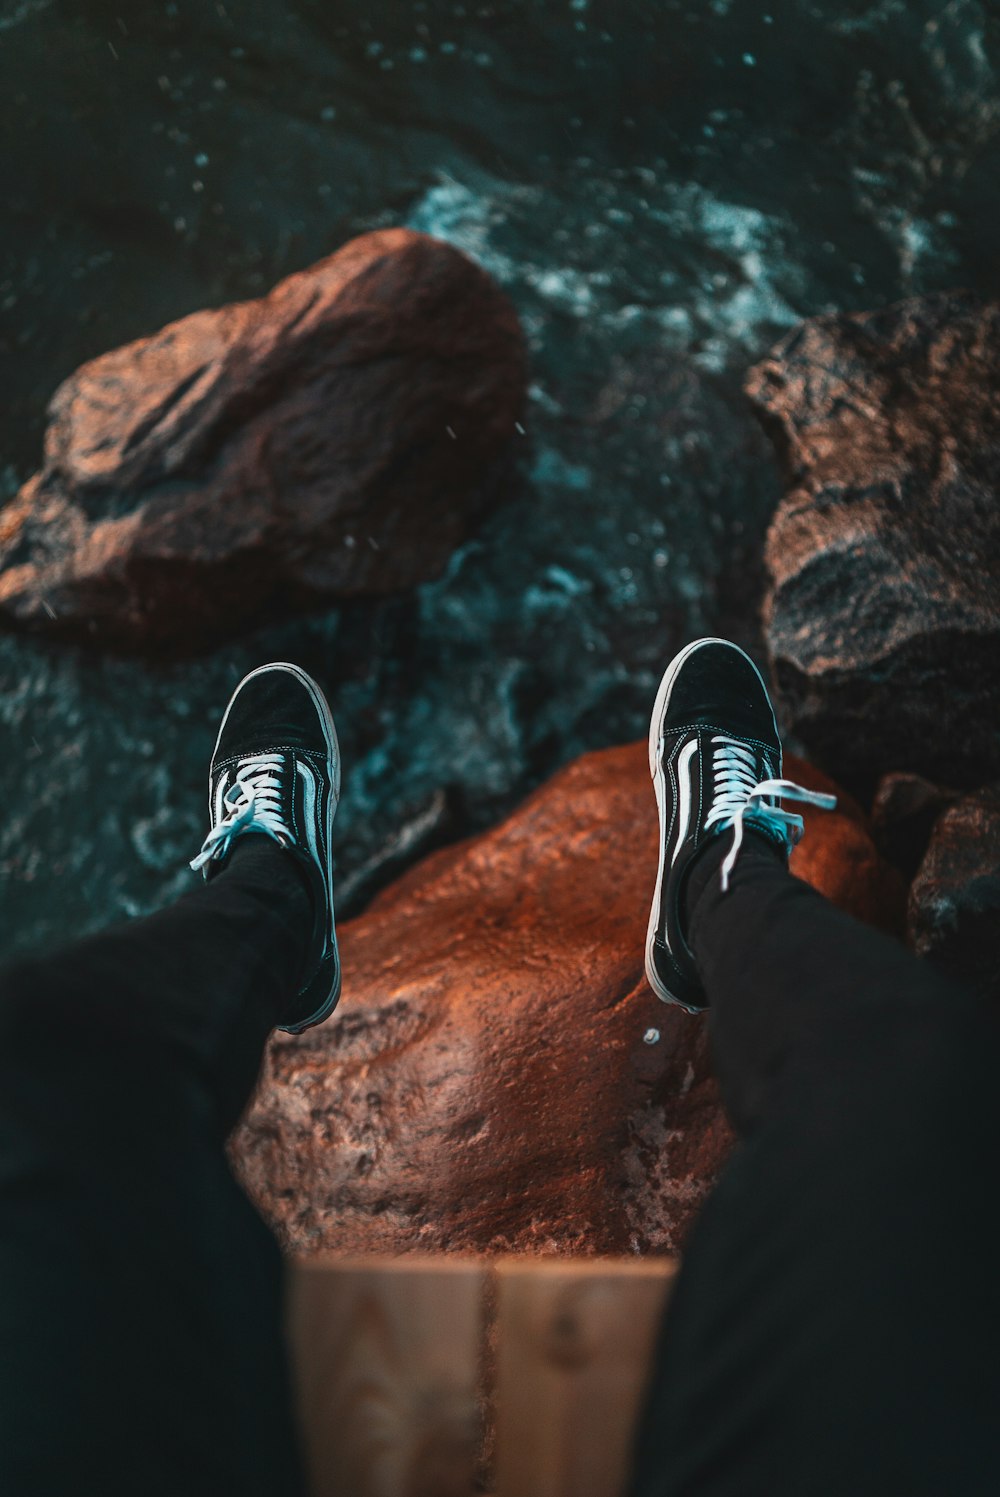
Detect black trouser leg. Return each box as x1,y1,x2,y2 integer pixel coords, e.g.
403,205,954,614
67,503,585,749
630,838,1000,1497
0,838,311,1497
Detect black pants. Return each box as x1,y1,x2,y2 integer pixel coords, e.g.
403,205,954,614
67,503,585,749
630,838,1000,1496
0,838,310,1497
1,837,998,1495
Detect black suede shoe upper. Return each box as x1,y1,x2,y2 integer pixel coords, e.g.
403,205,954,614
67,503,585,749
645,639,783,1013
214,670,330,764
195,662,341,1034
661,642,781,745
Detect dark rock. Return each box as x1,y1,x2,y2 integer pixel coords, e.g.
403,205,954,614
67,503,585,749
0,229,526,652
232,740,902,1259
747,292,1000,791
908,785,1000,1001
871,771,958,880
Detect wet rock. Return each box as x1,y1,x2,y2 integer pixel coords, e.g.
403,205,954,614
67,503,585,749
871,771,958,881
747,292,1000,791
908,785,1000,1001
0,229,526,651
233,741,900,1258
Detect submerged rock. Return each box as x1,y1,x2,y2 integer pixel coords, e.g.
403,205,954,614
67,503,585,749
908,785,1000,1002
233,740,899,1258
0,229,526,651
748,292,1000,791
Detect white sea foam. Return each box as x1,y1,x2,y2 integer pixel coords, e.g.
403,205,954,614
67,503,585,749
407,171,804,367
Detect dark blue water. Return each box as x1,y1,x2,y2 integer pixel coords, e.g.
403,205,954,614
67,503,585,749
2,0,998,960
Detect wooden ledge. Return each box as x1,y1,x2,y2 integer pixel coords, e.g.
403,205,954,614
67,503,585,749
289,1254,678,1497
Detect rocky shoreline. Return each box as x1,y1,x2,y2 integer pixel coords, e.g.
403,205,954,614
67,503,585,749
233,743,901,1258
748,292,1000,1006
3,236,997,1252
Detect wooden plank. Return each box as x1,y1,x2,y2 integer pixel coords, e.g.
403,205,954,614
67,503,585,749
492,1257,677,1497
289,1255,484,1497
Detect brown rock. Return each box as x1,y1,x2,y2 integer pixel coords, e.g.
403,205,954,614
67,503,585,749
0,229,526,651
908,785,1000,1001
871,771,958,880
747,292,1000,790
233,740,900,1259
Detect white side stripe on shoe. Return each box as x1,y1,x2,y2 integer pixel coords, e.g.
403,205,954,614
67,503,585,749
671,739,699,866
299,760,320,867
214,768,230,828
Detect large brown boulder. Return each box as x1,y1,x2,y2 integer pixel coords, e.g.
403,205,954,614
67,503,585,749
747,292,1000,791
0,229,526,651
233,740,902,1259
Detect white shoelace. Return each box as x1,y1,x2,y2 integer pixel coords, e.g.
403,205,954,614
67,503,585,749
704,736,837,892
190,755,292,872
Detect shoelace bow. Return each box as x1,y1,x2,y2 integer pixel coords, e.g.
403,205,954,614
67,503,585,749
190,755,292,872
705,736,837,892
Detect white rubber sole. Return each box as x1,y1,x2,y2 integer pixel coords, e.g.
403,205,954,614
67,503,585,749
643,637,770,1010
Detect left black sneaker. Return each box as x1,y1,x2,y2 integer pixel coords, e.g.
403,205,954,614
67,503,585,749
190,662,341,1034
645,637,835,1013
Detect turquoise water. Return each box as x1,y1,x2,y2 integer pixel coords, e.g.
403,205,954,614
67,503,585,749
2,0,998,959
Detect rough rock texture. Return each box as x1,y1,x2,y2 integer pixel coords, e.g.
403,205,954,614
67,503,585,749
908,785,1000,1001
0,229,526,651
747,292,1000,791
233,741,902,1259
871,771,958,880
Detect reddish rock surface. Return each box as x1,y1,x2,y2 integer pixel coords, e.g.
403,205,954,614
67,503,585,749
233,740,902,1259
747,292,1000,791
0,229,526,651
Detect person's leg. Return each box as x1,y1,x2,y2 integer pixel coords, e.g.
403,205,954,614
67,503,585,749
0,839,310,1497
633,639,1000,1496
688,831,978,1140
0,662,342,1497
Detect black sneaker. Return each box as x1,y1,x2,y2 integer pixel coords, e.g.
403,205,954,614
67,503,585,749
190,662,341,1034
645,637,835,1012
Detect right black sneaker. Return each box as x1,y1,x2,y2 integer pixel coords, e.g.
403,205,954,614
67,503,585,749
645,637,835,1012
